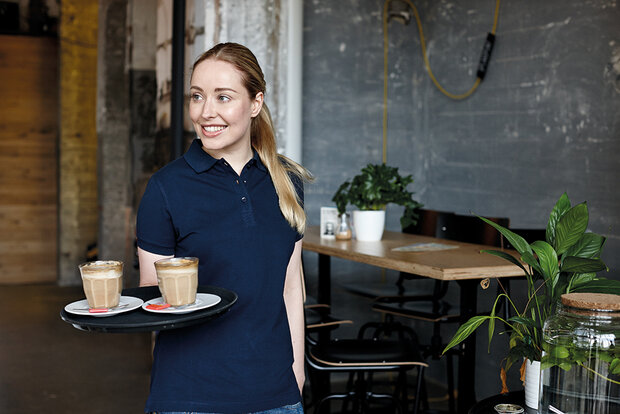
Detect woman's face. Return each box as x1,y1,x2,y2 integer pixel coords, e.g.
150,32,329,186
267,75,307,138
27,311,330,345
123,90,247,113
189,59,263,160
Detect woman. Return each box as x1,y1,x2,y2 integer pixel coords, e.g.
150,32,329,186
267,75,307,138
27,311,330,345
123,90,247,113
137,42,311,413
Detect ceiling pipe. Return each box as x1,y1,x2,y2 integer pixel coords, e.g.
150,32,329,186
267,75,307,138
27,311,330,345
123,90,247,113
171,0,186,161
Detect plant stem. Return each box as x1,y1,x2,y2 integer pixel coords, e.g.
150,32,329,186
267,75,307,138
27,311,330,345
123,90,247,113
579,363,620,385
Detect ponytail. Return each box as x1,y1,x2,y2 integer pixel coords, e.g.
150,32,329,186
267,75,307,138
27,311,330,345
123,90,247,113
192,43,312,234
252,103,312,235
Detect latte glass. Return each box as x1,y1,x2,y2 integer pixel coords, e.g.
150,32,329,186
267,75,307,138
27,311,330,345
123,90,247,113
79,260,123,309
154,257,198,306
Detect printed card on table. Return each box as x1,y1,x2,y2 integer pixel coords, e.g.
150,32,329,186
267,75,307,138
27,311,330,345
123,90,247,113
320,207,338,239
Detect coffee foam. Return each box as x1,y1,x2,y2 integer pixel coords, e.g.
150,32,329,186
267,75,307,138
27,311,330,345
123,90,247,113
81,269,122,278
155,258,196,269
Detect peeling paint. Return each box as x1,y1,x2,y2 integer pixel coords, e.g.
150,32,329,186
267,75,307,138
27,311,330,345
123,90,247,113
542,17,572,30
604,46,620,93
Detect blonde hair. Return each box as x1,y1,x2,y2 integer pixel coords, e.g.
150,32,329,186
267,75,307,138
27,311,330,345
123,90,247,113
192,43,312,234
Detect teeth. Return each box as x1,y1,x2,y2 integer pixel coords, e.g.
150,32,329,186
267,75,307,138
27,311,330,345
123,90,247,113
204,126,226,132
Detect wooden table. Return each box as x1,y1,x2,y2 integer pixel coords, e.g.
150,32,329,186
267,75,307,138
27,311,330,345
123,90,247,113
302,226,523,413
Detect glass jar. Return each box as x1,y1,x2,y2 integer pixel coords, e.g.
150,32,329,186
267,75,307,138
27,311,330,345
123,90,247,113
541,293,620,414
335,212,352,240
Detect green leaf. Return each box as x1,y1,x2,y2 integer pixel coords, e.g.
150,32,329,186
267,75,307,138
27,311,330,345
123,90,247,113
561,256,607,274
521,250,543,276
531,241,560,288
565,233,606,259
572,278,620,295
547,193,571,246
332,181,352,214
508,316,538,329
335,163,422,219
611,358,620,375
555,203,589,255
568,273,597,290
505,353,519,373
478,216,532,257
481,249,528,274
541,359,557,370
443,315,491,354
509,340,540,362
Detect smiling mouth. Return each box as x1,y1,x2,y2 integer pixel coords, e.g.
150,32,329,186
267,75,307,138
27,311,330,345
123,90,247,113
203,125,227,133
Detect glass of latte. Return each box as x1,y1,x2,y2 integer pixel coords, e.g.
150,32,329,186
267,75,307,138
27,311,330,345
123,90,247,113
79,260,124,309
154,257,198,306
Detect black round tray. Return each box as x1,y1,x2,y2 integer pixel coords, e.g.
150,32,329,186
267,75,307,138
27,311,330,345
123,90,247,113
60,285,237,333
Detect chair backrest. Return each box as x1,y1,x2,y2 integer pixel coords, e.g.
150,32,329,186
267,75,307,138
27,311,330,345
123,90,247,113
404,208,509,248
450,212,509,248
504,228,547,249
403,209,457,239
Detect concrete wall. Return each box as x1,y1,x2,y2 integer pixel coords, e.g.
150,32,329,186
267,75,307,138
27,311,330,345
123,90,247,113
58,0,99,286
301,0,620,400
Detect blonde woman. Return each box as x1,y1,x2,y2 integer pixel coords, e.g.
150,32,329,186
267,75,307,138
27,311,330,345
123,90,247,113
137,43,311,413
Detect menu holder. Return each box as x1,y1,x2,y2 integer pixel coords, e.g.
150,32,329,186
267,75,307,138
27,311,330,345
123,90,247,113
60,285,237,333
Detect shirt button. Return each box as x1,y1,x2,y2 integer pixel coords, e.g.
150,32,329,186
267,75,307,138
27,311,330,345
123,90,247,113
241,196,247,203
235,179,239,184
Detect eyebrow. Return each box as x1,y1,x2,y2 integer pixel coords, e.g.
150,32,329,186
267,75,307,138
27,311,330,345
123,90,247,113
189,86,239,94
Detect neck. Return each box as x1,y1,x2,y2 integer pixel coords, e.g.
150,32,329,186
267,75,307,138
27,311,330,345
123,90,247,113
202,143,253,176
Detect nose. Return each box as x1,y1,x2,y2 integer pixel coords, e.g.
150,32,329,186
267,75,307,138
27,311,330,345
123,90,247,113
201,98,216,119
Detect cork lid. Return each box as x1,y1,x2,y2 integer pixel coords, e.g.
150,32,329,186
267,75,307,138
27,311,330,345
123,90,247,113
561,293,620,311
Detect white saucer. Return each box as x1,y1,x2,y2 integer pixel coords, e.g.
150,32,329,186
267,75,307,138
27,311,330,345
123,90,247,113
142,293,221,314
64,296,144,318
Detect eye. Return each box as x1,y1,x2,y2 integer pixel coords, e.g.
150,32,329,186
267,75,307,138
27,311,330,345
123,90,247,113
218,95,231,102
191,93,203,102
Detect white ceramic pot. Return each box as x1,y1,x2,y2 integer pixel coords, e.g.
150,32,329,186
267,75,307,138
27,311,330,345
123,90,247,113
524,358,541,410
353,210,386,241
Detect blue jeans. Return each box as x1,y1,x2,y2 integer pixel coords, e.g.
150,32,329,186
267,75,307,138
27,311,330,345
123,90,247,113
154,401,304,414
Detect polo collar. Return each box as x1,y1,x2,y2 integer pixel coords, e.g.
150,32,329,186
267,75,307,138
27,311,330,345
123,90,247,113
184,139,267,173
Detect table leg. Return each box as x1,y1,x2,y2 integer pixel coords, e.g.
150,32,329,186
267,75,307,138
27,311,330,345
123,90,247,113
317,253,331,305
457,279,478,413
313,253,331,411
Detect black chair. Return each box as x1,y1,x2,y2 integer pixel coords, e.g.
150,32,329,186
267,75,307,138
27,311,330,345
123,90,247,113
302,263,427,414
366,209,509,414
305,317,428,414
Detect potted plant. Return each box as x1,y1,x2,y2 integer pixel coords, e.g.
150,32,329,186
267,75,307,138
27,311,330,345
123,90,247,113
442,193,620,408
332,163,423,241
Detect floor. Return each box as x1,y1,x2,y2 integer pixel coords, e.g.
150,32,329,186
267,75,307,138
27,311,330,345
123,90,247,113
0,284,153,414
0,284,449,414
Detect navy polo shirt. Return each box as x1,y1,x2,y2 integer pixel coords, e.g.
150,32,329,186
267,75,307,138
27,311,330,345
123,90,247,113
137,139,303,413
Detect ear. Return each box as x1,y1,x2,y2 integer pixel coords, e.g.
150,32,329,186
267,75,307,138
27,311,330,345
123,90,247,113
250,92,264,118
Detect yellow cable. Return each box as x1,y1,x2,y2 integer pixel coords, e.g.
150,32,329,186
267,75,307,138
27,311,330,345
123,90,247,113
382,0,501,162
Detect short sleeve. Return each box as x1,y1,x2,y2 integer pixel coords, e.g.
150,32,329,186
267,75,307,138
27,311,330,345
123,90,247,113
136,176,176,255
289,173,305,241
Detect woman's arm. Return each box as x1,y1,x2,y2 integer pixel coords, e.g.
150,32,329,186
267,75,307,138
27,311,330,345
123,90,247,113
283,239,306,395
137,246,173,286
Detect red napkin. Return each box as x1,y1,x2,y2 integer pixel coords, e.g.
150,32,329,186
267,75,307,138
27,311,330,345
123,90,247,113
146,303,171,310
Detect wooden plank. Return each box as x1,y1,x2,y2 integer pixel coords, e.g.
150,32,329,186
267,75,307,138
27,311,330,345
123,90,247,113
0,206,57,241
0,35,58,284
302,226,523,281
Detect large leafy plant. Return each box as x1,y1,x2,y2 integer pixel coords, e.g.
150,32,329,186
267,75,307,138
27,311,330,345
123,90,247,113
443,193,620,391
332,163,423,229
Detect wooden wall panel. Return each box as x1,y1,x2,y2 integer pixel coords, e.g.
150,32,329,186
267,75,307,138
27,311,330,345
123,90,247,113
0,35,58,284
